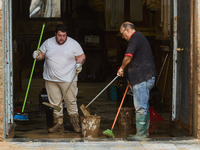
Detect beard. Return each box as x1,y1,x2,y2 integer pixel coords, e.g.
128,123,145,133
56,37,67,45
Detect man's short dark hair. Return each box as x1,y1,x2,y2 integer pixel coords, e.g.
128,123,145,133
122,23,135,30
55,24,68,33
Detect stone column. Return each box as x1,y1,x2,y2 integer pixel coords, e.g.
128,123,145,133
194,0,200,139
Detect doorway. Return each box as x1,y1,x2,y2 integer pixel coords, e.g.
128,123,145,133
3,0,195,139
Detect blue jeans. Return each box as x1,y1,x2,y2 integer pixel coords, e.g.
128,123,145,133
131,77,155,115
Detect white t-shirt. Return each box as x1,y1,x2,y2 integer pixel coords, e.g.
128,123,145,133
39,36,84,82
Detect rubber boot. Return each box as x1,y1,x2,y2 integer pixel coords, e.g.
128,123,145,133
48,116,64,133
70,114,81,133
128,113,150,140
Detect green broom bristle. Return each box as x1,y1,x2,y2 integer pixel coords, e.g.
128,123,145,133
103,129,115,138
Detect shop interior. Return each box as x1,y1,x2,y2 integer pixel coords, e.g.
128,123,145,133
12,0,190,139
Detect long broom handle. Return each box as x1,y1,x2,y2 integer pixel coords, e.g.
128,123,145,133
21,23,45,113
161,54,170,103
86,76,118,108
156,53,168,85
111,84,129,130
57,73,78,106
57,59,85,107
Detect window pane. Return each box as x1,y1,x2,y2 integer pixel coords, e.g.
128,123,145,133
29,0,61,18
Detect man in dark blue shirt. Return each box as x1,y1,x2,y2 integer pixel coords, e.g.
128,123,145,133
117,22,157,139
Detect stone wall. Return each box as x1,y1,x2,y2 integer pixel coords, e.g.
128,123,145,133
194,0,200,139
0,0,3,140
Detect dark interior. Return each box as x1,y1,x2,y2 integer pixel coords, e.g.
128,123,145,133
12,0,190,139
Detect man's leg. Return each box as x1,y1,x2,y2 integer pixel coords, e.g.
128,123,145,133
45,80,64,133
59,81,81,133
129,77,155,139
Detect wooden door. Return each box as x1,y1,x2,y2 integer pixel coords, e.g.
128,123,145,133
171,0,192,136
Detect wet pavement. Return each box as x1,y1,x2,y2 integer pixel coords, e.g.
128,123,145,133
3,138,200,150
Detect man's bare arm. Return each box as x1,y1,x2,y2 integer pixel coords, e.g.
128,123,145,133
75,53,86,64
117,55,132,76
121,55,132,69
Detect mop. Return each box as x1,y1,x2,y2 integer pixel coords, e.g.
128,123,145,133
14,23,45,121
103,84,129,138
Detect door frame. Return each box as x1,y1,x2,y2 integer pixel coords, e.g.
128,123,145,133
2,0,15,138
1,0,199,139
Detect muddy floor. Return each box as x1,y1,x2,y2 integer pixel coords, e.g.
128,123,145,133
13,67,175,139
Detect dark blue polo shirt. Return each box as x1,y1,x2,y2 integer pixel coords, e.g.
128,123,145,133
125,31,157,86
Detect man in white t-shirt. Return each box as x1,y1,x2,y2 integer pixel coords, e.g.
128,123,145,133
33,24,86,133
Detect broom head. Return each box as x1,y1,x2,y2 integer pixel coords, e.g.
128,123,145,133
103,129,115,138
42,102,61,112
80,104,91,117
14,113,29,121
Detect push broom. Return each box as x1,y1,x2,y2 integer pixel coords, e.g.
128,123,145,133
103,84,129,138
14,23,45,121
80,76,119,116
